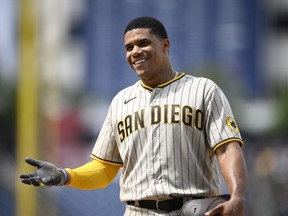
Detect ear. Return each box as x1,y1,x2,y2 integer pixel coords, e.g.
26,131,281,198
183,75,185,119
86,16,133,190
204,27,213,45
163,38,170,53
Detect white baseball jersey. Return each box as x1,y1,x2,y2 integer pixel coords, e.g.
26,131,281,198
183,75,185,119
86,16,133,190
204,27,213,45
91,73,243,202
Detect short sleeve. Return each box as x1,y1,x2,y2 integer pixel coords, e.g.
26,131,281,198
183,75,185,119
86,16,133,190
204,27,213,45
204,85,243,151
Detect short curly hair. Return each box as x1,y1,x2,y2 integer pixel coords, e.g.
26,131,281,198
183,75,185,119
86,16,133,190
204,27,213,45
124,16,168,39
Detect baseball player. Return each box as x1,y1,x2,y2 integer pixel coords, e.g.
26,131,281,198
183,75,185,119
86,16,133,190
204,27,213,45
20,16,247,216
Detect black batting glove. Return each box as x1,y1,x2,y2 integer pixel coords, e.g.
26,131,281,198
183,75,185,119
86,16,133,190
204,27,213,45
20,157,68,187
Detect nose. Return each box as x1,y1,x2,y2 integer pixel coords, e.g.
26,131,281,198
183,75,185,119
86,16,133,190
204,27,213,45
131,45,142,57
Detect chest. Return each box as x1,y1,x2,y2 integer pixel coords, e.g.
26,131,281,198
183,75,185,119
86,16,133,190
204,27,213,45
114,85,206,143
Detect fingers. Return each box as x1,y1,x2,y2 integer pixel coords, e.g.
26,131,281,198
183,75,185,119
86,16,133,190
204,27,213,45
20,176,32,185
30,177,45,186
205,204,223,216
20,175,46,187
20,157,47,186
19,173,34,185
24,157,45,168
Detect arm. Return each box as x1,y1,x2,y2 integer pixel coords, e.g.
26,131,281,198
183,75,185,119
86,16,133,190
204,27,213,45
20,157,121,190
65,158,121,190
206,141,247,216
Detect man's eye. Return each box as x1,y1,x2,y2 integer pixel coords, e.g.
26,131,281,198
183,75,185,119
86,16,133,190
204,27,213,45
140,41,149,47
126,46,133,51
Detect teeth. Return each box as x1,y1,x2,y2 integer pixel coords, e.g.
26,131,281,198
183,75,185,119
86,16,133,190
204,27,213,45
134,59,146,65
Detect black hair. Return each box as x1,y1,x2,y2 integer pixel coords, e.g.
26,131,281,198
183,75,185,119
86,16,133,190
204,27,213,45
124,16,168,39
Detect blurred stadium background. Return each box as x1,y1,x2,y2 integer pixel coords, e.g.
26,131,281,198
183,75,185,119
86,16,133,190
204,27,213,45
0,0,288,215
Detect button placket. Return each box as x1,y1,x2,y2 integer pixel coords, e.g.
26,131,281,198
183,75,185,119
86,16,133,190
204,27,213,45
150,88,164,185
150,88,161,104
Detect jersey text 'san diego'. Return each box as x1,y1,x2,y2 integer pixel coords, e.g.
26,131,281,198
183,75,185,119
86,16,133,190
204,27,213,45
91,73,243,201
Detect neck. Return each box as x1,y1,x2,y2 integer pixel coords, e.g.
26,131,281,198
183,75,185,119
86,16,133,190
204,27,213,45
141,69,176,88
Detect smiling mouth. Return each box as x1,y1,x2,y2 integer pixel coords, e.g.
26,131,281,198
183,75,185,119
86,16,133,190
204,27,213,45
133,58,148,65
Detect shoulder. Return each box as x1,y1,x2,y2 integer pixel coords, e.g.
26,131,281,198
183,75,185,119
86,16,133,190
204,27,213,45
182,74,219,92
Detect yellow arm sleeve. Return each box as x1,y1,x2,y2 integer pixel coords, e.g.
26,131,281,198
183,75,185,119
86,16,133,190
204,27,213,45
65,158,121,190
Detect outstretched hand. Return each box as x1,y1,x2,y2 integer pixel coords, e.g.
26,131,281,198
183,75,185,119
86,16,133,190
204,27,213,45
20,157,68,187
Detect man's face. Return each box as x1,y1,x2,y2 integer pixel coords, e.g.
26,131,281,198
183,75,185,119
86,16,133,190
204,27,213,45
124,28,169,79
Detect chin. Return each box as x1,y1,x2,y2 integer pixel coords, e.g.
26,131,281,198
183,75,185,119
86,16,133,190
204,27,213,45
134,69,147,77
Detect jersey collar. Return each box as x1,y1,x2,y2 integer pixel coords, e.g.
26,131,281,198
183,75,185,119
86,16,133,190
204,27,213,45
140,72,185,91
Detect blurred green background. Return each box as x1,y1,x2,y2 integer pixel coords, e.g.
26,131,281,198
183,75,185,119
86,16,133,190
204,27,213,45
1,0,288,215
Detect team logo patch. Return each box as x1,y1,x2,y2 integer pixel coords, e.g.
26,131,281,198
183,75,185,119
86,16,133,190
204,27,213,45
226,116,239,132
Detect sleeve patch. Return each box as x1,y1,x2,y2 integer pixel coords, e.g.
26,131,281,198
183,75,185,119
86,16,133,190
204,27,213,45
226,116,239,133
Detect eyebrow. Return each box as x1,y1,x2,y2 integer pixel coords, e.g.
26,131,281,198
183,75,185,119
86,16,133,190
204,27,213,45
125,38,151,48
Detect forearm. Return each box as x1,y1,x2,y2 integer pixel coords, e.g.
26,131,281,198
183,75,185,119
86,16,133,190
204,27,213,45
65,158,121,190
216,141,247,201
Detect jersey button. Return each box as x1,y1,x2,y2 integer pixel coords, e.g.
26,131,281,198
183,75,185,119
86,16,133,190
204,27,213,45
153,156,158,162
